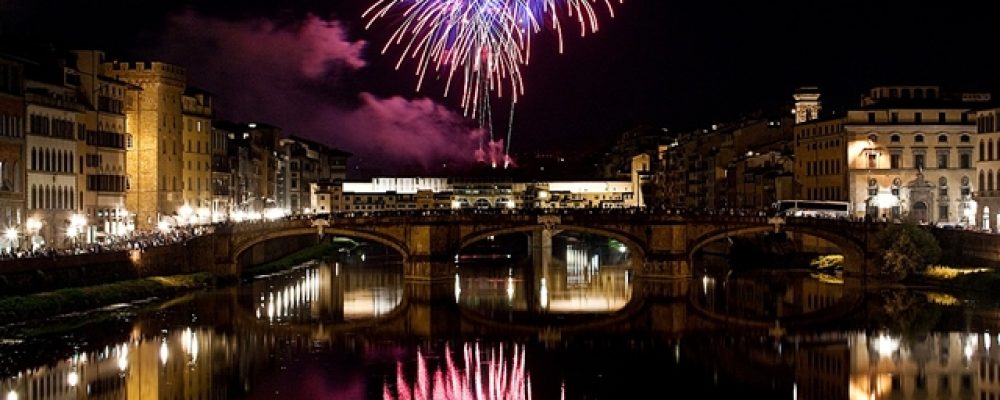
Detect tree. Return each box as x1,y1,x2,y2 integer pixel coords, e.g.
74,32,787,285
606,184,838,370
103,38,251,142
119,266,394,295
875,219,941,280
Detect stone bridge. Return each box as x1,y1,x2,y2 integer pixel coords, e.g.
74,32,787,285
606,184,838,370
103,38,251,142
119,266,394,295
213,212,886,280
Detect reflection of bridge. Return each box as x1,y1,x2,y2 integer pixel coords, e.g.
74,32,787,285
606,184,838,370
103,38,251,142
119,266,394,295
216,214,886,280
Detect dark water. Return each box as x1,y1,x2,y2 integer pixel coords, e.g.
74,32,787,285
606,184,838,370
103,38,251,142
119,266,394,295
2,236,1000,399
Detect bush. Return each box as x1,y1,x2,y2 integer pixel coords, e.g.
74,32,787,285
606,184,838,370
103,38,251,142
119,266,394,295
876,219,941,280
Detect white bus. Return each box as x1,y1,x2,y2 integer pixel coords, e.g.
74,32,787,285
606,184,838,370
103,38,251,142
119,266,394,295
772,200,850,219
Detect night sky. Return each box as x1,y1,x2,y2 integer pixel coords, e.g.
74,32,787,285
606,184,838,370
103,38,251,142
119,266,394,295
3,0,999,173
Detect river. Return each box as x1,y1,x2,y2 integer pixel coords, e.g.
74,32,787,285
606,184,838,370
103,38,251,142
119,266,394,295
1,234,999,399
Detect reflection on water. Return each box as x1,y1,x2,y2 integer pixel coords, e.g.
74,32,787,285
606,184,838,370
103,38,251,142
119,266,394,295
695,269,845,321
249,260,404,323
6,237,1000,399
456,238,633,318
385,342,532,400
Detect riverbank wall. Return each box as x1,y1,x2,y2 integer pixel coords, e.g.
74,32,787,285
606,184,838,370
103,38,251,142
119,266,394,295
0,233,317,296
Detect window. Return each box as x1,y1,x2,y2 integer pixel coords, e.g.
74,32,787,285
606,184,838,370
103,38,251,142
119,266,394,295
939,205,949,221
868,134,878,143
939,112,947,123
868,112,876,123
891,134,900,143
915,134,924,143
939,177,948,196
890,153,901,169
915,112,923,123
914,153,925,170
937,152,949,169
891,112,899,123
868,153,878,168
961,152,972,169
938,135,948,143
868,178,878,196
961,134,970,143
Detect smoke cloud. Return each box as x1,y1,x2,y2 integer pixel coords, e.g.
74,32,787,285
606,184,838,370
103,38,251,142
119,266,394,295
154,9,493,175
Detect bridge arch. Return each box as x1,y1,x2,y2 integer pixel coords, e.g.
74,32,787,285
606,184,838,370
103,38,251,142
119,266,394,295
687,225,866,274
231,226,411,268
458,224,647,259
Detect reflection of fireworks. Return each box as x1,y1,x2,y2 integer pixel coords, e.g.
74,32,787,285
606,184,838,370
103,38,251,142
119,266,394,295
384,342,531,400
364,0,620,168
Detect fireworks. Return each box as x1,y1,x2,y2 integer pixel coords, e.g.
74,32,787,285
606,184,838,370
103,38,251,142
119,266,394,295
364,0,620,166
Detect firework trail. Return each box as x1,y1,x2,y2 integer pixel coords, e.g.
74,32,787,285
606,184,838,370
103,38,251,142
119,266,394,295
364,0,620,168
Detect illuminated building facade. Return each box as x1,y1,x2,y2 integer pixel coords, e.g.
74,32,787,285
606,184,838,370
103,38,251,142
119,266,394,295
0,54,25,251
25,69,85,249
845,86,982,222
181,88,213,223
794,116,848,202
974,107,1000,231
74,50,133,241
210,121,232,221
106,60,186,230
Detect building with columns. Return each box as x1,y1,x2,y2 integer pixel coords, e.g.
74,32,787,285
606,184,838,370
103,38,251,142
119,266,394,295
105,60,186,230
845,86,983,223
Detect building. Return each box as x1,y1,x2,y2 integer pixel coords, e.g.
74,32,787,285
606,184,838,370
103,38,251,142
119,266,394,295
106,60,187,230
845,86,982,223
73,50,133,241
794,116,848,202
974,107,1000,231
0,54,25,252
277,135,352,214
181,88,213,223
210,121,232,221
24,66,85,248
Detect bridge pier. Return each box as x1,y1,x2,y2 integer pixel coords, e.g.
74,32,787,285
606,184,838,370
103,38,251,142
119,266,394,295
403,258,457,281
638,252,692,279
404,279,461,337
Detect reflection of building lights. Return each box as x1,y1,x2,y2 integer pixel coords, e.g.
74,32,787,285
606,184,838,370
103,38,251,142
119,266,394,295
159,340,169,366
67,370,79,387
874,334,899,357
986,333,992,351
506,276,515,302
454,273,461,304
117,344,129,371
702,276,715,294
539,278,549,309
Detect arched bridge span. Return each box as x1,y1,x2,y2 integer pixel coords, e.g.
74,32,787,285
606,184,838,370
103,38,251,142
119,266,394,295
218,213,883,280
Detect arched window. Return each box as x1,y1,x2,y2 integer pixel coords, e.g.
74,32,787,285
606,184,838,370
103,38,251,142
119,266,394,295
982,141,987,161
938,134,948,143
30,148,36,170
981,171,986,193
961,134,971,143
30,185,36,209
44,186,50,209
915,134,925,143
939,176,948,197
890,134,901,143
990,171,995,191
990,139,995,161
